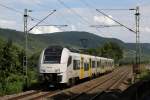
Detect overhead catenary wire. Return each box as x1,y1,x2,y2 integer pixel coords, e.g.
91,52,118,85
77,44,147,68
79,0,135,31
78,0,104,33
0,3,65,32
25,0,69,32
28,2,70,31
79,0,95,17
57,0,104,34
0,3,56,29
56,0,92,25
96,9,136,33
32,0,100,32
0,3,35,21
0,3,23,14
96,9,136,11
90,25,121,28
28,10,56,32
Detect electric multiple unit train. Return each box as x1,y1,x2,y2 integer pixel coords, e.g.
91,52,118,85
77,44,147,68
39,46,114,86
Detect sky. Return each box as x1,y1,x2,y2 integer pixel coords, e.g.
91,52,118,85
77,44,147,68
0,0,150,43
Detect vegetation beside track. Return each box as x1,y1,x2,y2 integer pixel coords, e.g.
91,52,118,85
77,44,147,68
0,39,39,96
0,34,148,96
87,42,123,63
137,66,150,81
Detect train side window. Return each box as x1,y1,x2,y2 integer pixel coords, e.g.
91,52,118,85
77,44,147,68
102,60,105,67
104,61,106,66
97,61,100,67
73,60,80,70
67,56,72,67
84,63,89,71
73,60,77,70
92,61,95,68
99,61,101,67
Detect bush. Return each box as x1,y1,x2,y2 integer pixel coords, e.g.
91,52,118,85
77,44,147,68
5,81,24,95
0,40,39,95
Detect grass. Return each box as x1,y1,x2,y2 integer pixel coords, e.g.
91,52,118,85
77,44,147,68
137,66,150,80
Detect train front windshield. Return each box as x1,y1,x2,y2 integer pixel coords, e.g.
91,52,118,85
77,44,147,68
43,46,63,64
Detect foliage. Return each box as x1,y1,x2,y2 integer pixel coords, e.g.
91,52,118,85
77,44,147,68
28,51,40,68
0,40,21,94
0,39,38,95
100,42,123,62
87,42,123,63
0,28,150,95
0,28,150,62
138,67,150,81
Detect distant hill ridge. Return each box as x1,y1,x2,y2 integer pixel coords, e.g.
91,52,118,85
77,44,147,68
0,28,150,60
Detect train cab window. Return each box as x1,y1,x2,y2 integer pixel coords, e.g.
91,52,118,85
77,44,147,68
73,60,80,70
67,56,72,67
44,46,62,63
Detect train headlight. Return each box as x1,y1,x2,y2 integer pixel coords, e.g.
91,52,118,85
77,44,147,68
55,69,60,73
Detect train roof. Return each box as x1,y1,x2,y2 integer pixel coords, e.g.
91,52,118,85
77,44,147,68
46,45,113,61
47,45,80,52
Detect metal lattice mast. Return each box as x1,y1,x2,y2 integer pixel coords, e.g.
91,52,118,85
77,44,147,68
135,6,140,70
23,9,28,86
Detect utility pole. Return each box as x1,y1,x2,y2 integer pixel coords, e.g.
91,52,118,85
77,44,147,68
135,6,140,74
23,9,28,87
95,7,141,82
23,9,57,88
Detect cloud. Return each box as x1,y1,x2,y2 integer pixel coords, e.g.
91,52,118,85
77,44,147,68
94,15,116,25
145,27,150,32
31,26,61,34
71,25,76,31
13,0,42,5
141,27,150,33
0,19,16,28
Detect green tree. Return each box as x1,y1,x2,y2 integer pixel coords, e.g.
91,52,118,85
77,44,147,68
87,42,123,63
100,42,123,62
0,40,24,95
28,51,40,68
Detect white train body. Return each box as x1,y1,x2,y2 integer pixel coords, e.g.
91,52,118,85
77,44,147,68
39,46,114,85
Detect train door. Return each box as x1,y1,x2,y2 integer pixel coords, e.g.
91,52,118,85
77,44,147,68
101,59,104,73
80,57,84,79
88,58,92,77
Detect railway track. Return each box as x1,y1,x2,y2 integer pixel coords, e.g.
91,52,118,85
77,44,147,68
47,66,131,100
1,89,60,100
7,90,40,100
29,90,60,100
1,66,131,100
89,69,130,100
68,67,130,100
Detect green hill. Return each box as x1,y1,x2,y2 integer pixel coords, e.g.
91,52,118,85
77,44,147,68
0,28,150,61
0,28,125,51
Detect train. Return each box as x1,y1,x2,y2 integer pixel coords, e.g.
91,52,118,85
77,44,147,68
38,45,114,86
